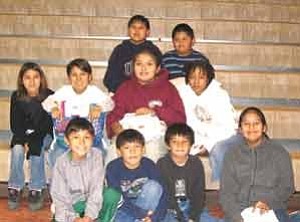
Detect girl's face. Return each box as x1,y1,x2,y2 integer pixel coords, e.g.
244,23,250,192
68,66,92,94
240,111,266,148
22,69,41,97
188,68,208,95
134,53,159,85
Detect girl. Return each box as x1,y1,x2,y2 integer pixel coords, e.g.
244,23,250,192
177,60,238,182
106,49,186,162
8,62,54,211
220,107,294,222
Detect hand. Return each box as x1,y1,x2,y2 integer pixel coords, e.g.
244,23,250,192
73,217,83,222
89,104,102,120
51,106,62,120
142,210,153,222
208,204,225,219
198,146,208,156
111,122,123,136
24,143,29,154
253,201,270,214
135,107,155,116
81,216,93,222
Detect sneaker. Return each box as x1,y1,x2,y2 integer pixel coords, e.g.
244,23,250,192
28,190,44,211
8,188,21,210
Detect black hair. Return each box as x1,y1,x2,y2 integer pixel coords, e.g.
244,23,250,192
128,15,150,30
65,117,95,138
132,48,161,67
185,59,215,86
238,106,269,138
172,23,195,39
66,58,92,77
16,62,49,101
116,129,145,149
165,123,195,146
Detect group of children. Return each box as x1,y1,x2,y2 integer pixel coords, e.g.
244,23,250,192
7,14,295,222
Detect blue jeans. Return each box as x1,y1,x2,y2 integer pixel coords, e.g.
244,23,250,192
209,134,242,182
274,209,291,222
8,135,51,190
114,180,163,222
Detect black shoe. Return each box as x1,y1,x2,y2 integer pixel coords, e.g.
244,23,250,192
28,190,44,211
8,188,21,210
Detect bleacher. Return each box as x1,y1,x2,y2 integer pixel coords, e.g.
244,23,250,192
0,0,299,191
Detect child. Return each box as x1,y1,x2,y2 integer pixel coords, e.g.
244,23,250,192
51,117,106,222
106,49,186,162
105,129,167,222
42,58,113,168
177,60,237,182
103,14,162,93
8,62,53,210
220,107,294,222
162,23,209,79
157,123,205,222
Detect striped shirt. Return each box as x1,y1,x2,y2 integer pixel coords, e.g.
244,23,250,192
162,50,209,79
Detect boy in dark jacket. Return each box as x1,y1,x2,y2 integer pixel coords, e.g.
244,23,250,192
103,14,162,93
157,123,205,222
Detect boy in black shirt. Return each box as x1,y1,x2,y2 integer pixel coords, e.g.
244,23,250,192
157,123,205,222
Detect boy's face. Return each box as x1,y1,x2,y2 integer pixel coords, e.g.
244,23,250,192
117,141,145,169
65,130,94,160
128,21,150,44
134,53,160,85
188,68,209,95
68,66,92,94
168,135,191,159
172,31,195,56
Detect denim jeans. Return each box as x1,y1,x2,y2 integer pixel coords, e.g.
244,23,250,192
8,135,51,190
114,180,163,222
209,134,242,182
274,209,291,222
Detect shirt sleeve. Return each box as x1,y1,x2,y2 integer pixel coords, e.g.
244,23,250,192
50,160,77,222
220,151,243,222
85,153,105,219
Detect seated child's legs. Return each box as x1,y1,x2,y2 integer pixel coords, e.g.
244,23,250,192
8,144,26,190
29,145,46,191
209,134,242,182
274,209,291,222
114,180,163,222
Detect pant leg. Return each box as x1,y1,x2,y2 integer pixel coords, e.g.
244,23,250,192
47,142,68,169
98,187,122,222
114,180,163,222
274,209,291,222
8,144,25,190
163,210,179,222
28,145,46,190
209,134,242,182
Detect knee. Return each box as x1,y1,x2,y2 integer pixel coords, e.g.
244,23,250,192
103,187,122,205
11,145,25,159
142,180,163,198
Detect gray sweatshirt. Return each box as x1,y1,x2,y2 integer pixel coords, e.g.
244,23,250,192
51,148,104,222
220,137,294,222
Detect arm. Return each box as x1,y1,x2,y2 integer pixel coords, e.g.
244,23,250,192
51,161,78,222
220,151,243,222
10,92,28,144
153,84,186,125
189,159,205,221
103,47,124,93
85,153,105,220
106,87,128,138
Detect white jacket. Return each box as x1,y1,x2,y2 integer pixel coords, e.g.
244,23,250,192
178,79,237,152
42,85,114,117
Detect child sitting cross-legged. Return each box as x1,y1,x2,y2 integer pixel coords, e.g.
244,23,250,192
51,117,122,222
105,129,167,222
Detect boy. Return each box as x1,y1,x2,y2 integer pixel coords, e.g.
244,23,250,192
50,117,105,222
103,14,162,93
105,129,167,222
157,123,205,222
162,23,209,79
42,58,113,168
